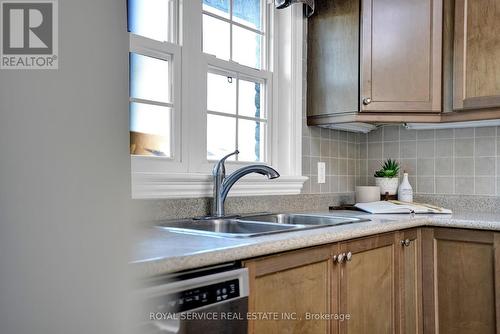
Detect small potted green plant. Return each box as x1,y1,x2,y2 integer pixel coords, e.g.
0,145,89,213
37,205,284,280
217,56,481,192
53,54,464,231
374,159,400,195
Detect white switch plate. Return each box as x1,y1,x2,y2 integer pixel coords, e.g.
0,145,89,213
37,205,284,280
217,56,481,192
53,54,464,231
317,162,326,183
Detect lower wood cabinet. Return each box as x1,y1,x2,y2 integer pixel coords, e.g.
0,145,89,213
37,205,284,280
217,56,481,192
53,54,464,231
337,232,399,334
243,246,332,334
399,229,423,334
244,227,498,334
422,228,500,334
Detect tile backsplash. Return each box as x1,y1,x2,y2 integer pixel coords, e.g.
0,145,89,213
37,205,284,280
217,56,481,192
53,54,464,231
301,127,360,194
360,125,500,196
302,124,500,196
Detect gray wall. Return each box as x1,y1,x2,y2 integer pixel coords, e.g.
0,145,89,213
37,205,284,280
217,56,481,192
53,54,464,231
0,1,135,333
301,126,360,194
360,125,500,196
301,124,500,197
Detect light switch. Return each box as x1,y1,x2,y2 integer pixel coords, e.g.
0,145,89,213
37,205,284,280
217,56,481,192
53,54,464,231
317,162,326,184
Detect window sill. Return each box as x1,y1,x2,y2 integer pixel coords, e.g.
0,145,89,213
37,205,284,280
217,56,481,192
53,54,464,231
132,172,308,199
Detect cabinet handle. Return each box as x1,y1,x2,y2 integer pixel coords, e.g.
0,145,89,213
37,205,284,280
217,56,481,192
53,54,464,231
346,251,352,262
363,97,372,105
401,239,411,247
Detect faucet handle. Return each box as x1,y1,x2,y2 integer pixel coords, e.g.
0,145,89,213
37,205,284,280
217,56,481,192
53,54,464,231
212,150,239,176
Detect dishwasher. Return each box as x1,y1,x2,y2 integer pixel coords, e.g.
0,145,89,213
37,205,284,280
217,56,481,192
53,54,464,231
137,263,249,334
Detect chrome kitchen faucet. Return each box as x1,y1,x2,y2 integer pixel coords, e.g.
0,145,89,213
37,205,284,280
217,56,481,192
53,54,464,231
211,150,280,217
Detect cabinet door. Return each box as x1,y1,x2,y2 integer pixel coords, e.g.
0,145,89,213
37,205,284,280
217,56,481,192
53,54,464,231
338,233,399,334
453,0,500,110
398,229,423,334
244,246,332,334
360,0,442,112
422,228,500,334
307,0,360,117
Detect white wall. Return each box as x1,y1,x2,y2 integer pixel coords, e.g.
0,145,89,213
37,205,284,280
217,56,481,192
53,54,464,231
0,1,135,333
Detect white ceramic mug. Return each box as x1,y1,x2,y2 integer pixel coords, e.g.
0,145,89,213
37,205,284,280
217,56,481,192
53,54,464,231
355,186,380,203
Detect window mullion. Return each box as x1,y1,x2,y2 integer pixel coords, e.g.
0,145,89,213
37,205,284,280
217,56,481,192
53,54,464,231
235,74,239,160
206,56,270,81
201,11,264,35
130,33,180,57
130,97,174,109
207,110,266,122
229,0,233,61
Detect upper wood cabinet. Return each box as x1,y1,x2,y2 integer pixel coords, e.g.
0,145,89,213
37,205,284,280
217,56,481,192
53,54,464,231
360,0,442,113
307,0,360,117
422,228,500,334
307,0,442,118
452,0,500,110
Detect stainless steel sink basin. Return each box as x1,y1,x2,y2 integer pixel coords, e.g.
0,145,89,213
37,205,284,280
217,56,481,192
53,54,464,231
156,213,369,238
240,213,368,226
156,218,305,238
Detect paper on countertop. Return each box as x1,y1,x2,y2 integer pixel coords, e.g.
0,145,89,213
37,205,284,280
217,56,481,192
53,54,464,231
354,201,452,214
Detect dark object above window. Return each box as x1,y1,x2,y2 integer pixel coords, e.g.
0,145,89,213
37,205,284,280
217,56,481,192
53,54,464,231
275,0,315,17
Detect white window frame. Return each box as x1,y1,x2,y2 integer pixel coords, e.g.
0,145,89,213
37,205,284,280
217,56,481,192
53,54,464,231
132,2,306,199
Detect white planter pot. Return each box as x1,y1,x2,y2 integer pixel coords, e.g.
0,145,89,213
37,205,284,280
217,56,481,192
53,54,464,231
375,177,399,195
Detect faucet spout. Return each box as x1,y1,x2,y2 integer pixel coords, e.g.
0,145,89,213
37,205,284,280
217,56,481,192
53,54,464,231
220,165,280,201
211,154,280,217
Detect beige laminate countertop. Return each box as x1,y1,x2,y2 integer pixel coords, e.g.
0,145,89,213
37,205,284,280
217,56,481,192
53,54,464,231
132,211,500,278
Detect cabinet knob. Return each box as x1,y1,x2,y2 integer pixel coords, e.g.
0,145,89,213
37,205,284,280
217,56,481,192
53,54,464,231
401,239,411,247
346,251,352,262
336,253,345,263
363,97,372,105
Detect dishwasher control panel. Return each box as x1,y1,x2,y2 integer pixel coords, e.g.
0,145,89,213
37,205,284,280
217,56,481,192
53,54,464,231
151,278,240,314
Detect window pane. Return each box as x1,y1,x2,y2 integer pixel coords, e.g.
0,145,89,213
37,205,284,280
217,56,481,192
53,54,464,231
233,26,262,69
203,14,230,60
207,72,236,114
130,102,171,157
233,0,262,30
239,79,263,118
130,53,170,103
202,0,229,19
207,114,236,160
128,0,171,42
238,119,265,162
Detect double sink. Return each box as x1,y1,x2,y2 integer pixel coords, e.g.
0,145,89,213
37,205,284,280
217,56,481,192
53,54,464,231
156,213,369,238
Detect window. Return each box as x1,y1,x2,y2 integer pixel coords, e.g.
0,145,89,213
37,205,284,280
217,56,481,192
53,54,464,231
202,0,270,162
128,0,179,158
129,0,307,198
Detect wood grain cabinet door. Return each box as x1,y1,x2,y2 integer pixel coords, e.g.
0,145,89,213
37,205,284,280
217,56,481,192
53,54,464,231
338,233,400,334
422,228,500,334
360,0,442,112
453,0,500,110
398,229,423,334
307,0,360,117
244,246,333,334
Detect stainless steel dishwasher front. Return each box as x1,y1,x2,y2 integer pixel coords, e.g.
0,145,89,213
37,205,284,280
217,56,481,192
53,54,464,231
137,265,249,334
